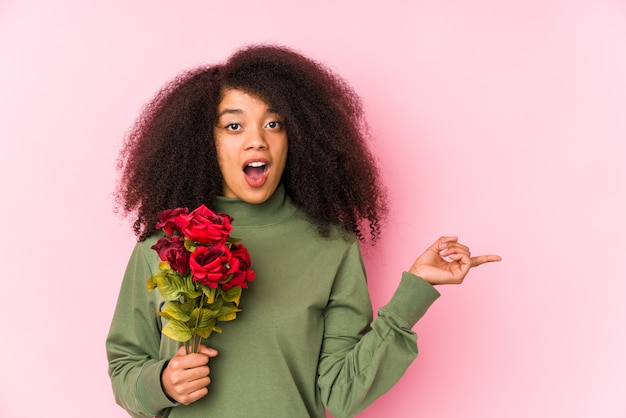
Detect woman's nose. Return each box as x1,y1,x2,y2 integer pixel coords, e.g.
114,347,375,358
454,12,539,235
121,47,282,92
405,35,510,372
244,127,268,150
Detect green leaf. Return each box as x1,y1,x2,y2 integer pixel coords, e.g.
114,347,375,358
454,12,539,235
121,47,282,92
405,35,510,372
184,238,197,253
218,312,237,321
197,323,223,338
221,286,242,306
161,300,193,322
154,272,187,301
147,275,158,292
196,328,213,339
217,303,241,322
202,286,217,304
157,310,172,320
189,308,227,339
162,318,193,342
192,307,218,328
183,275,203,299
195,317,217,338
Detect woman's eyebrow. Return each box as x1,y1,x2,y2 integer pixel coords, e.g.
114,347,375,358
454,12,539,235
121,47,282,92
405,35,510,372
217,108,243,117
217,108,280,117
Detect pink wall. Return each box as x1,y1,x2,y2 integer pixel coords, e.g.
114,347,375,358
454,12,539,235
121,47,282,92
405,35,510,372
1,1,625,417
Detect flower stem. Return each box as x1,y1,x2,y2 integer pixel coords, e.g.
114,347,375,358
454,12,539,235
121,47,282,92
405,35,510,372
184,293,204,354
185,334,202,354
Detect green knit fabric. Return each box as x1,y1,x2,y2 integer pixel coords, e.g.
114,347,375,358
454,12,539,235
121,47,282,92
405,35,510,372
107,186,440,418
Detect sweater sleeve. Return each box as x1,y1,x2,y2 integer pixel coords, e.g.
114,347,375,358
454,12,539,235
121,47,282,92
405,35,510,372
317,242,440,418
106,242,178,418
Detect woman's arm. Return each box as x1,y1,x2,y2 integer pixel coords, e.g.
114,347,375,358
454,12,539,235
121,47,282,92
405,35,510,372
317,242,439,417
318,236,500,417
106,242,178,418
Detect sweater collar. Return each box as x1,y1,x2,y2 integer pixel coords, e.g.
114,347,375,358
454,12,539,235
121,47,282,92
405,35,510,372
213,184,296,227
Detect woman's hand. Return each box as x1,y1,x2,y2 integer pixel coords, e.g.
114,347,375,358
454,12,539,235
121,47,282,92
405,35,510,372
409,236,501,285
161,344,219,405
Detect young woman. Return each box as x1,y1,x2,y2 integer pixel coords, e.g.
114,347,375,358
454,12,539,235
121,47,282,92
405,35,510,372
107,45,500,418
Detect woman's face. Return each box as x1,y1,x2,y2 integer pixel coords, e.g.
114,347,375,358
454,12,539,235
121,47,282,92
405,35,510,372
213,89,288,204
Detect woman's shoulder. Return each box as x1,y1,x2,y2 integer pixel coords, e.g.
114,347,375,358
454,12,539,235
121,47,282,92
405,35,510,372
129,231,166,257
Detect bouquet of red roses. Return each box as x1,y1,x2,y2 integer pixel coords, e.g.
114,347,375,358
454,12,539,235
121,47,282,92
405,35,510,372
147,205,255,353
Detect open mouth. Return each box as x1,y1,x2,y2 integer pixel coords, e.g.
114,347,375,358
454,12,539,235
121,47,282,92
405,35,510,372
243,160,270,187
243,161,268,180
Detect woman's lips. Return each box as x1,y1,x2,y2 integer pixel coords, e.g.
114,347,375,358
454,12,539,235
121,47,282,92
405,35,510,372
243,159,270,187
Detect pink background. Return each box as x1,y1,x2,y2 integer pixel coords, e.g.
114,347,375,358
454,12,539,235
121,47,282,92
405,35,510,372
2,1,625,417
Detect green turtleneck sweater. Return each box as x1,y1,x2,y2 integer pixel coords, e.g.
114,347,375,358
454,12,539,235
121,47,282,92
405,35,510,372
107,186,440,418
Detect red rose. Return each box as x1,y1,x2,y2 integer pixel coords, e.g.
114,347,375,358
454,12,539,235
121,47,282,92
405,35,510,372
156,207,189,236
151,236,190,275
176,205,233,245
189,243,238,288
223,243,256,289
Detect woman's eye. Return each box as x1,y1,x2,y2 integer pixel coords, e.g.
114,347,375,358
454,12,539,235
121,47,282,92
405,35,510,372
266,120,281,129
226,123,241,131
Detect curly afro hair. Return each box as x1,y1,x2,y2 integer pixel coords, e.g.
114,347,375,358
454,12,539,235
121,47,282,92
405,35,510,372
115,44,387,242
